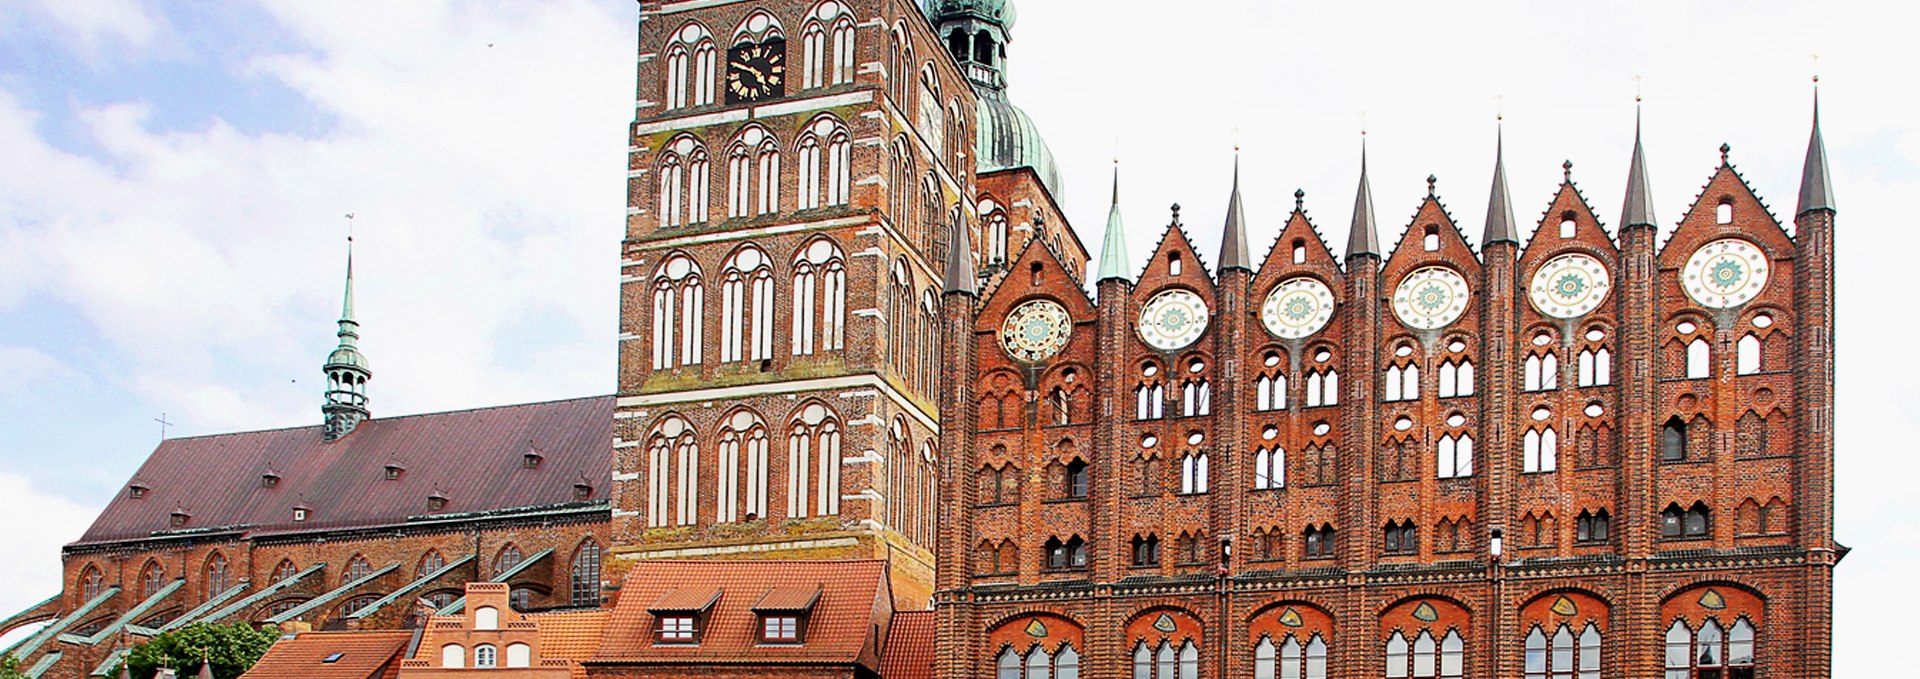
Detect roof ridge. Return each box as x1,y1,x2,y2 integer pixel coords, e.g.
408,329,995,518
156,394,613,444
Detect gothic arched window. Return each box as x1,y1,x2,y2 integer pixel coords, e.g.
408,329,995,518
570,539,603,606
651,254,704,369
1524,426,1559,473
720,246,775,363
492,544,523,578
786,402,842,518
203,552,229,601
417,550,445,578
662,22,716,109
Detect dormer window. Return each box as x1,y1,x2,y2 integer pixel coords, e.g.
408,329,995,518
649,588,721,645
293,507,309,522
128,483,148,499
384,463,405,481
751,586,819,645
261,472,280,489
573,481,594,501
169,510,189,527
762,615,800,643
523,448,544,469
427,493,449,512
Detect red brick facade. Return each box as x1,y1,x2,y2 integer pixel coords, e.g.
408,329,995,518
936,151,1839,678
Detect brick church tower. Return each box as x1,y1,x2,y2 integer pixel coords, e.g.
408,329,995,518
611,0,1081,608
935,106,1841,677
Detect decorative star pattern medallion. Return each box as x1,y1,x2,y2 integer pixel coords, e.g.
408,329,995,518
1000,299,1072,363
1529,253,1612,319
1682,239,1769,309
1137,289,1210,351
1261,277,1336,340
1392,267,1471,330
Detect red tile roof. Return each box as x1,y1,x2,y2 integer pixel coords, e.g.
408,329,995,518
78,397,611,545
878,610,935,679
241,630,414,679
751,586,822,612
596,560,891,668
647,588,721,612
530,610,609,679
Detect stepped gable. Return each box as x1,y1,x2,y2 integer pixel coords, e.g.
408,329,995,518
596,560,892,666
76,396,612,545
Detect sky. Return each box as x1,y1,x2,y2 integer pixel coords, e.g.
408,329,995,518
0,0,1909,671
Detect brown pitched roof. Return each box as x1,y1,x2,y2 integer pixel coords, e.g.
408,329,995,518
596,560,891,667
78,396,612,545
241,630,414,679
878,609,936,679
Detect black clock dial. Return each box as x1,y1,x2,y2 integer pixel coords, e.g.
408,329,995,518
725,39,786,104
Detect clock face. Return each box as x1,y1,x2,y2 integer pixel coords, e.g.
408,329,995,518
1529,253,1612,319
1392,267,1471,330
1000,300,1072,363
725,39,786,104
1682,239,1769,309
1261,277,1336,339
1137,289,1210,351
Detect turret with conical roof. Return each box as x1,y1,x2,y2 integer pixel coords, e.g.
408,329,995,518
944,201,978,296
1346,141,1381,260
1622,107,1657,228
1218,153,1252,272
1483,126,1518,245
1798,90,1834,215
323,236,371,441
1095,163,1131,283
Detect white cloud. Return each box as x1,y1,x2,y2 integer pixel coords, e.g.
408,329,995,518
0,346,70,395
0,472,97,620
13,0,164,56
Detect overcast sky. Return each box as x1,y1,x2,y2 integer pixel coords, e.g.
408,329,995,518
0,0,1909,671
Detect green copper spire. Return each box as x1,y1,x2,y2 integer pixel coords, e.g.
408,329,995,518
1095,162,1131,283
323,222,371,441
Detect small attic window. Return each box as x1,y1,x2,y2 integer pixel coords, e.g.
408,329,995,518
523,450,544,469
261,472,279,489
169,510,189,527
1292,239,1306,264
293,507,309,522
427,494,449,511
1423,225,1441,251
385,464,405,481
1717,201,1734,224
322,653,345,664
574,481,594,501
1169,252,1183,276
127,484,148,500
1029,261,1044,286
1559,213,1577,238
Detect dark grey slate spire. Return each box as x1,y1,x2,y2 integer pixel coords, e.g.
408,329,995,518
1482,125,1518,245
1346,140,1381,258
943,204,977,295
1621,107,1657,228
1218,152,1252,272
1798,88,1835,215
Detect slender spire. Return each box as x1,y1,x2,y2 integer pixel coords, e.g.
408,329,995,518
1798,83,1835,215
1346,138,1381,258
942,202,977,295
1483,123,1518,245
1621,106,1657,228
1095,161,1132,282
323,215,371,441
1218,151,1253,272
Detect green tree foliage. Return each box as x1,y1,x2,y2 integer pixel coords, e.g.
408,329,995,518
120,622,280,679
1,653,29,679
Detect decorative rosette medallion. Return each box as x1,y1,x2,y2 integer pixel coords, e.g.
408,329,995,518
1260,277,1336,339
1392,266,1471,330
1137,289,1210,351
1682,239,1769,309
1528,253,1612,319
999,299,1072,363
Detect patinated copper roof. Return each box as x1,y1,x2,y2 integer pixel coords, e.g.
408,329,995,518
75,396,611,545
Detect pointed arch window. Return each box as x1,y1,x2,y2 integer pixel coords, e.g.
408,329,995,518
273,559,299,583
1256,371,1288,411
1302,523,1336,559
1043,536,1088,570
720,247,775,363
986,209,1010,265
1179,452,1209,494
791,239,846,355
417,550,445,577
1686,338,1712,379
756,140,781,215
830,17,855,84
651,254,704,369
570,539,603,606
1662,417,1689,461
715,412,769,522
801,22,825,89
1736,334,1761,374
663,24,716,109
343,554,372,585
1577,347,1610,386
787,403,842,518
1255,633,1328,679
1438,359,1473,397
1305,368,1338,407
1436,432,1475,479
1181,379,1211,416
646,416,697,527
203,552,229,601
1524,427,1559,473
1525,352,1559,391
492,544,523,578
1385,363,1419,402
1136,382,1165,420
1662,501,1712,539
1526,622,1601,679
1253,447,1285,490
1665,617,1757,679
138,561,167,598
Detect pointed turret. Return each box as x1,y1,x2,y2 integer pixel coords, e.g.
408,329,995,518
1218,153,1253,272
1482,126,1518,245
323,234,372,441
1621,108,1658,228
1095,163,1132,283
943,206,977,295
1346,141,1381,259
1798,89,1835,215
